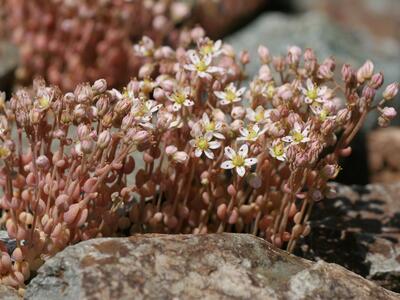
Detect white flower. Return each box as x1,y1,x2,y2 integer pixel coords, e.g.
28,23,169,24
301,79,328,104
310,102,336,121
221,144,257,177
269,140,286,161
261,83,276,99
167,87,194,111
184,52,222,79
214,83,246,105
133,36,154,57
131,99,162,123
246,106,271,124
199,39,222,57
189,132,220,159
35,88,54,111
201,112,225,139
282,123,310,145
238,124,266,142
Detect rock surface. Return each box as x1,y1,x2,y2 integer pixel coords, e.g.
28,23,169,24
294,0,400,41
298,182,400,292
0,284,20,300
368,127,400,183
0,41,18,95
225,12,400,129
26,234,399,300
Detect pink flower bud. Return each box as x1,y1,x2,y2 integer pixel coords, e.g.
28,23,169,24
258,65,272,82
381,106,397,119
231,106,246,119
356,60,374,83
173,151,188,163
257,45,270,64
383,82,399,100
36,155,50,169
92,79,107,94
317,64,333,79
287,45,302,66
304,48,316,61
277,84,293,101
369,72,384,89
240,51,250,65
190,26,205,42
97,130,111,149
341,64,353,83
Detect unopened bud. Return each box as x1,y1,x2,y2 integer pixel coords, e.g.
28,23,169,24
356,60,374,83
36,155,50,169
97,130,111,149
257,45,270,64
92,79,107,94
369,72,384,89
383,83,399,100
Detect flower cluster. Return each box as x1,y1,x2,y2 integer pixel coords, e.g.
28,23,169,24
0,35,398,289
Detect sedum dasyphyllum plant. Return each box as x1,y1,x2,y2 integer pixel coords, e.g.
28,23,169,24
0,34,398,289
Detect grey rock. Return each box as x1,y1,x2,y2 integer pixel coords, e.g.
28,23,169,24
0,284,20,300
297,182,400,292
26,234,399,300
0,41,18,94
225,12,400,129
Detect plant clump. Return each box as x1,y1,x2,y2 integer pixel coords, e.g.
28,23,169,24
0,32,398,289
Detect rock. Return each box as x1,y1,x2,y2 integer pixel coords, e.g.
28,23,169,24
0,41,18,95
192,0,268,39
368,127,400,183
294,0,400,41
225,12,400,129
297,182,400,292
0,284,20,300
26,234,399,300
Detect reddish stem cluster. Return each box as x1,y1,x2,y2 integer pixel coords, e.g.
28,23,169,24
0,34,398,290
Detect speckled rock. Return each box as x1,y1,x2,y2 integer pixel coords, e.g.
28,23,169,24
225,12,400,129
26,234,399,300
0,284,20,300
0,41,18,94
368,127,400,183
294,0,400,40
298,182,400,292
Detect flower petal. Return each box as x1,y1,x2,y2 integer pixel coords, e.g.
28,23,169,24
236,166,246,177
208,141,220,149
224,146,235,159
282,136,293,143
238,144,249,157
195,148,203,157
237,87,246,96
245,158,257,166
204,149,214,159
221,160,234,169
184,99,194,107
173,103,181,111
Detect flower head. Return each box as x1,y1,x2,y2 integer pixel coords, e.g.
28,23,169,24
214,83,246,106
131,99,162,123
301,79,328,104
269,140,286,161
246,106,271,124
199,39,222,58
238,124,266,142
201,113,225,139
282,123,310,145
133,36,155,57
184,52,222,79
221,144,257,177
189,132,220,159
167,87,193,111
